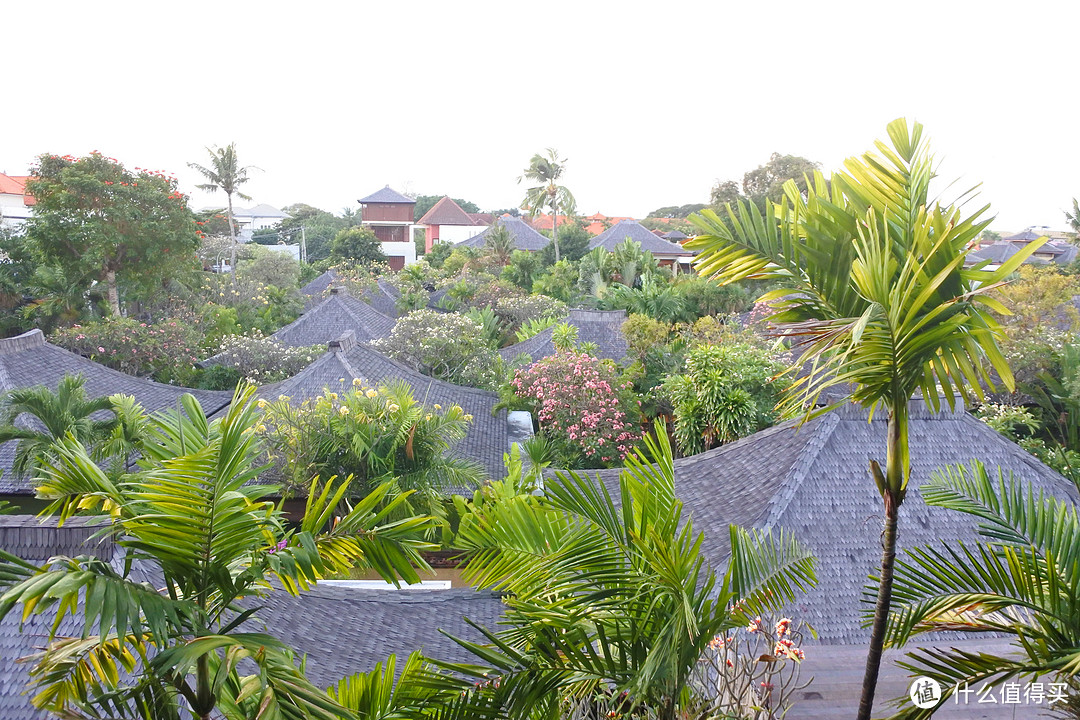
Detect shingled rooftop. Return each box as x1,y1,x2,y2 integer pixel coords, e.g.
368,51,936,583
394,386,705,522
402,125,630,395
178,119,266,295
588,219,694,260
0,330,232,495
457,216,552,252
580,398,1077,644
263,331,508,479
499,309,629,364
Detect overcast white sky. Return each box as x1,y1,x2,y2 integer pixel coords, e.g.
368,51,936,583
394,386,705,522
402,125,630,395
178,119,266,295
5,1,1078,232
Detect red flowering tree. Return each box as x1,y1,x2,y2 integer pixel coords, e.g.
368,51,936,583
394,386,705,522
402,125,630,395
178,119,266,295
513,350,642,467
26,152,201,316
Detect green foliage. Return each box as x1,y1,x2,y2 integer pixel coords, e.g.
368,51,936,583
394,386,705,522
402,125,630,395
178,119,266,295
259,381,484,500
424,241,454,269
884,462,1080,718
236,244,301,289
330,226,387,264
515,315,561,343
646,203,709,219
200,270,304,336
501,249,543,291
373,310,503,389
532,259,580,304
0,385,435,720
688,118,1038,717
674,275,752,319
622,314,672,360
538,220,591,264
603,274,687,323
550,322,578,352
431,426,816,718
740,152,820,204
0,375,117,480
25,152,201,316
520,149,576,263
662,342,786,456
205,332,321,384
51,317,203,385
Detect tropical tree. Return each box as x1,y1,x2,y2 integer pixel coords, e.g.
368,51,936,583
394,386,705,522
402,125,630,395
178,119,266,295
427,425,816,720
0,384,434,720
686,118,1044,720
0,375,117,480
884,461,1080,718
188,143,257,280
26,153,200,316
519,149,575,263
483,225,515,267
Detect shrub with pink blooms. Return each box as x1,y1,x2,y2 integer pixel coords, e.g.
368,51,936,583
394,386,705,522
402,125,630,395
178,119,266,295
513,350,642,468
51,317,202,385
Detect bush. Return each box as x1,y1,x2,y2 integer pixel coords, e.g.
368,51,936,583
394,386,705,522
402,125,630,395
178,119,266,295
51,317,202,384
512,350,642,467
373,309,503,389
329,227,386,264
494,294,567,330
258,381,483,497
661,342,786,456
207,333,321,384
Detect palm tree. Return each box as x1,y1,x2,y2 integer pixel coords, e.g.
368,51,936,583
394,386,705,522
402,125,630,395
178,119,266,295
685,118,1044,720
429,425,816,719
0,374,116,480
0,384,435,720
188,143,257,281
519,149,576,263
884,461,1080,718
483,224,515,266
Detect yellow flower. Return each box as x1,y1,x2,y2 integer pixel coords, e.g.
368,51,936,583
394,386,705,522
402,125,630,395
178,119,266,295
255,424,267,433
388,404,399,412
433,404,442,410
339,406,350,416
464,414,473,422
352,378,363,387
257,399,268,409
366,389,378,398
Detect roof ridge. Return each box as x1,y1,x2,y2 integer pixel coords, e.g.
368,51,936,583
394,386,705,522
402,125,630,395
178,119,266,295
348,344,501,400
757,413,840,534
0,329,46,354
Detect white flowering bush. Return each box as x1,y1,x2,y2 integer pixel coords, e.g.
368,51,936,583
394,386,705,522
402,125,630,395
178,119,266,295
210,332,320,384
373,310,503,389
495,294,568,333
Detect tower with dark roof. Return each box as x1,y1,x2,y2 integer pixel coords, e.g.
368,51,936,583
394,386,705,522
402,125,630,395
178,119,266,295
357,186,417,270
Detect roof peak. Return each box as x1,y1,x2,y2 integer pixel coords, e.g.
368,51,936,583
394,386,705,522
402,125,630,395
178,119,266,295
0,329,46,354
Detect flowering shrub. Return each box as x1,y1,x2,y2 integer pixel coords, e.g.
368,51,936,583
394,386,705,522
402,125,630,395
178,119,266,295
51,317,202,384
513,350,642,467
257,380,482,499
494,294,567,330
373,310,503,389
694,614,811,718
207,333,320,385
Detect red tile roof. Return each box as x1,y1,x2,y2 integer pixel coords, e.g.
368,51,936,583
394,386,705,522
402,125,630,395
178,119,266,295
0,174,35,205
418,196,479,227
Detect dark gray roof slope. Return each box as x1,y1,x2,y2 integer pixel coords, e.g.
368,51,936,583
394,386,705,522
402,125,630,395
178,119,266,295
358,186,415,204
0,331,232,495
581,400,1077,644
265,334,508,479
458,217,552,252
0,516,117,720
499,309,629,364
588,219,693,257
272,291,395,347
362,278,403,318
254,587,506,686
967,238,1078,266
300,269,340,297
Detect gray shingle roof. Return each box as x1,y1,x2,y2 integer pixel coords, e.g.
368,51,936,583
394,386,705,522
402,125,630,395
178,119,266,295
300,269,340,297
358,186,415,205
252,587,507,686
967,239,1078,266
580,400,1078,644
499,309,629,364
264,334,508,479
362,279,403,318
272,291,395,347
458,217,552,252
0,516,118,720
0,331,232,495
588,220,693,257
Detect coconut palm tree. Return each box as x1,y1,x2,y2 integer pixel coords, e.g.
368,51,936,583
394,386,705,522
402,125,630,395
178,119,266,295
0,384,435,720
483,224,515,266
884,461,1080,718
188,143,257,280
425,425,816,720
519,149,576,263
685,118,1044,720
0,374,116,480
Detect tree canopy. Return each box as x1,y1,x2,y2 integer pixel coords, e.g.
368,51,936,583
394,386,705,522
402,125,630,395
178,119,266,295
25,152,200,316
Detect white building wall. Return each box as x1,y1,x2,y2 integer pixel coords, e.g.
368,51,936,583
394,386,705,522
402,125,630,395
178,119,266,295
438,224,489,244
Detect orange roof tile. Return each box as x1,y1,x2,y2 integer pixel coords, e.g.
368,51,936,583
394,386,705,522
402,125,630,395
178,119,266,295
0,174,35,205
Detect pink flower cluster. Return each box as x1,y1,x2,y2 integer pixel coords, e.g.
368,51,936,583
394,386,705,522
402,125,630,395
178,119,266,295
513,351,641,464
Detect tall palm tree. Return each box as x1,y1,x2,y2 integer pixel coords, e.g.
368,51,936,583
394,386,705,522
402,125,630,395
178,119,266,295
686,118,1044,720
427,425,816,720
0,374,116,480
0,384,434,720
483,224,515,266
188,143,257,280
885,461,1080,718
519,149,576,263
